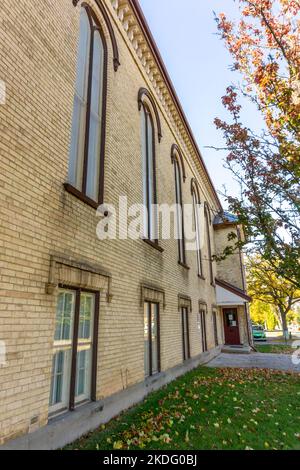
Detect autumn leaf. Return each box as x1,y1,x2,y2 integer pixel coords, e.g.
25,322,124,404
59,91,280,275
113,441,123,450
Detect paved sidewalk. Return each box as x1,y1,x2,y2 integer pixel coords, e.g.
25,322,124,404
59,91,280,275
206,352,300,373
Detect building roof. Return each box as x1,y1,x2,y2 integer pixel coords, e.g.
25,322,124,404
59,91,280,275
216,279,252,302
213,211,239,226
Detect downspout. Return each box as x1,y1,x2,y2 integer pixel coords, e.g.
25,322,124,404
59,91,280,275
237,228,256,352
244,303,257,352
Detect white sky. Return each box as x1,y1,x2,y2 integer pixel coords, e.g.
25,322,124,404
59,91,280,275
139,0,264,207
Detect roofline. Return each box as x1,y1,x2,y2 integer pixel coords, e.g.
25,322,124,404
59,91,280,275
213,221,239,230
129,0,222,211
215,278,252,302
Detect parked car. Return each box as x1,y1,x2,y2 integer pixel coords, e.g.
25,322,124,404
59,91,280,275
289,324,300,333
252,325,267,341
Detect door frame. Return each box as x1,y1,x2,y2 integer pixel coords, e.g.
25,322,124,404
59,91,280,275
181,307,190,361
144,301,161,377
199,309,207,352
223,308,241,345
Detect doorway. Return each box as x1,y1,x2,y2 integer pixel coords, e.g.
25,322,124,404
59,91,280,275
223,308,240,345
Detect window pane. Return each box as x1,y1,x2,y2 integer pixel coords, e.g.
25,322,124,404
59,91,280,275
68,8,91,190
49,349,72,410
141,107,157,241
78,293,94,340
213,311,218,346
175,161,184,262
75,348,92,401
54,291,75,341
76,10,91,100
184,311,188,360
201,311,207,352
86,31,104,201
193,191,201,275
205,208,213,282
76,292,95,403
144,303,150,377
50,351,63,406
50,290,75,413
151,304,159,375
182,308,189,361
141,107,147,203
68,95,86,190
141,107,148,237
90,32,104,117
147,114,157,241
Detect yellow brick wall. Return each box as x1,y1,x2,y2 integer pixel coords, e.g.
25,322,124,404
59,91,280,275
214,226,245,290
237,305,249,345
0,0,242,444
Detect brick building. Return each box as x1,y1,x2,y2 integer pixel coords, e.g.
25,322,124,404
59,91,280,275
0,0,252,449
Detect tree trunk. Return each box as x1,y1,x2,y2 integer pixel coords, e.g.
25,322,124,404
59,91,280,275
278,306,289,339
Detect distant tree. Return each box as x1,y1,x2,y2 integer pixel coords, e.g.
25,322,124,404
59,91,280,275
214,0,300,288
250,299,278,330
287,306,300,326
247,256,300,336
266,307,279,331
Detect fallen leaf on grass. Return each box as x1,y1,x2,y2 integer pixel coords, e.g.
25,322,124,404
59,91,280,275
113,441,123,450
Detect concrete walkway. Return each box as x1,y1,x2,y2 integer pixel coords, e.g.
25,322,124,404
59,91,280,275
206,352,300,373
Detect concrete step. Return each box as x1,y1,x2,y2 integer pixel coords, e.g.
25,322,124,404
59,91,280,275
221,345,252,354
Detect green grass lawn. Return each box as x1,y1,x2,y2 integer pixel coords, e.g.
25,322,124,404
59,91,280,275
255,344,295,354
66,367,300,451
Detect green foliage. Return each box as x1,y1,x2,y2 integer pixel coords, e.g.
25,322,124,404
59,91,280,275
214,1,300,288
255,344,295,354
250,299,278,329
247,256,300,331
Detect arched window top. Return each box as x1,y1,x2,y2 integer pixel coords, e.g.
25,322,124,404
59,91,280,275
191,179,203,277
204,201,212,225
138,88,162,143
173,149,186,265
171,144,186,182
73,0,120,71
190,178,201,202
66,3,107,207
140,96,158,244
81,4,106,42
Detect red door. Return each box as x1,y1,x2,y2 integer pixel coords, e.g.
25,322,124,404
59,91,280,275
223,308,240,345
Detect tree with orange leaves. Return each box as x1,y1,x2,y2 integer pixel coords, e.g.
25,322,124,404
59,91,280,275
214,0,300,289
217,0,300,161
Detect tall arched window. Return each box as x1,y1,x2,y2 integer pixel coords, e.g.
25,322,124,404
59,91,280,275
67,5,107,206
191,181,203,277
174,157,186,265
141,103,157,242
204,203,214,285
